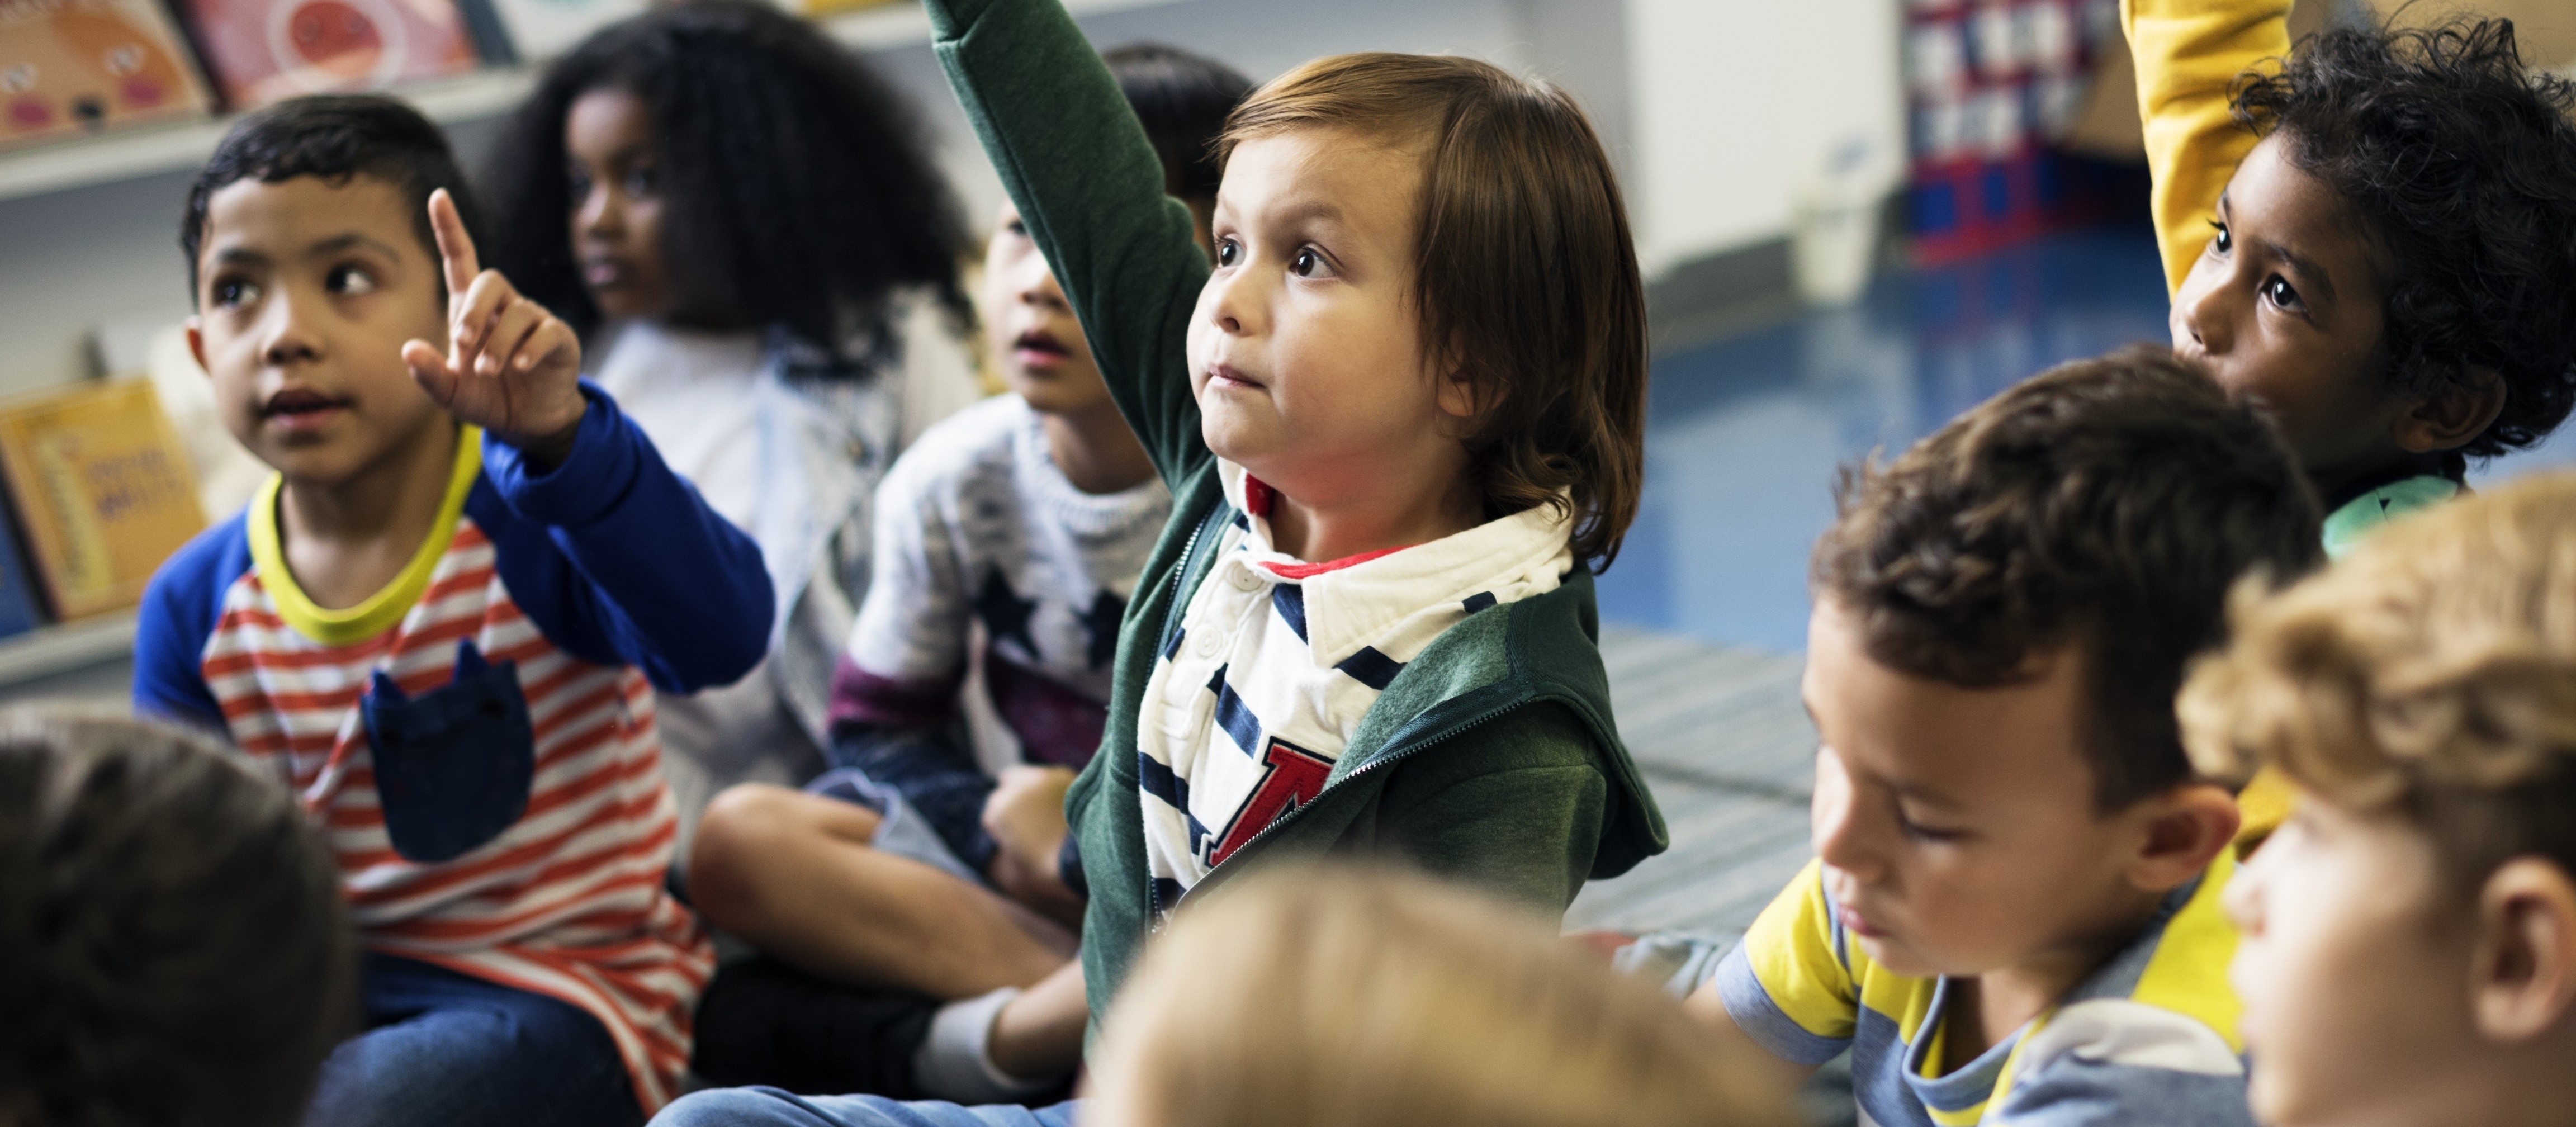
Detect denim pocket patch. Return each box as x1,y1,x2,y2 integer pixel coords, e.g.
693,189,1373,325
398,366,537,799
362,640,535,864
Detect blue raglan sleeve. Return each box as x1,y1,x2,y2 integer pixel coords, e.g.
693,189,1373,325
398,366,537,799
132,518,252,736
475,383,773,694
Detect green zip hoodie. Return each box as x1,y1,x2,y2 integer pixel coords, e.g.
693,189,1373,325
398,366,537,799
924,0,1666,1029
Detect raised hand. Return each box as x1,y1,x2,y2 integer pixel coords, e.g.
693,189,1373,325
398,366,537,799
401,188,587,467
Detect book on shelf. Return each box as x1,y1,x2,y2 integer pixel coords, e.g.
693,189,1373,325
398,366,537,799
0,489,45,642
174,0,481,110
0,378,207,621
0,0,217,149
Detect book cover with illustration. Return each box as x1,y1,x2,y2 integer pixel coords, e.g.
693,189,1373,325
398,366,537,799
176,0,477,108
0,0,215,149
0,380,207,621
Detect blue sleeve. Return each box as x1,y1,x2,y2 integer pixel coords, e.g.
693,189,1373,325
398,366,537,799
132,518,250,736
473,383,773,694
1991,1000,2256,1127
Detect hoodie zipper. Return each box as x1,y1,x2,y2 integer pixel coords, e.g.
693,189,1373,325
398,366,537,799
1144,502,1230,925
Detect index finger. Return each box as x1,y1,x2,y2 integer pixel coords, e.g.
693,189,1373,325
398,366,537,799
427,188,478,298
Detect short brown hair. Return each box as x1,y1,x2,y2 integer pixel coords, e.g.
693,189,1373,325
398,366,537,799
0,711,354,1127
1088,863,1793,1127
2180,472,2576,886
1221,54,1646,569
1813,347,2323,810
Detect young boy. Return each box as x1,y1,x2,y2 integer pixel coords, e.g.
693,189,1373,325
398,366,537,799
2131,0,2576,555
0,712,353,1127
1683,349,2322,1126
681,44,1251,1101
2177,471,2576,1127
660,0,1672,1117
134,96,773,1125
2128,0,2576,840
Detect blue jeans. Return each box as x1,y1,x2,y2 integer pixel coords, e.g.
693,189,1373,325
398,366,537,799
652,1088,1080,1127
305,952,642,1127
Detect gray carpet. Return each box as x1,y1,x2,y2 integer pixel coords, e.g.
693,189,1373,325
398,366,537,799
1568,625,1818,938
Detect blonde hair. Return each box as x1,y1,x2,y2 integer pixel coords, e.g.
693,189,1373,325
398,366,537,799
1085,864,1792,1127
2179,471,2576,882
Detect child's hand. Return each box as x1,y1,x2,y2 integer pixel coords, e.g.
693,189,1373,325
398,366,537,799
982,765,1081,925
401,188,587,468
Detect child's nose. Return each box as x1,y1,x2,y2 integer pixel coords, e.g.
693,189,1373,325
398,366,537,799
260,287,326,366
2176,273,2235,357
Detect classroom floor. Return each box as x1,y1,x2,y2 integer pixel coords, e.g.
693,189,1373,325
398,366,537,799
1595,220,2576,655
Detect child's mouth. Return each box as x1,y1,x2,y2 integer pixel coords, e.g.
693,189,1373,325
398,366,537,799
1012,329,1071,370
1207,363,1263,391
261,387,352,432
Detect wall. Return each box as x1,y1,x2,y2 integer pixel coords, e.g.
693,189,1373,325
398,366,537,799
0,0,1900,395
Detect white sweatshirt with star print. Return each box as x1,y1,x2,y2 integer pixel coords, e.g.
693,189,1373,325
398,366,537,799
832,394,1170,768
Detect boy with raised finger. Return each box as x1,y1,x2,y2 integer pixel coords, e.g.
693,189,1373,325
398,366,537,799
134,94,773,1127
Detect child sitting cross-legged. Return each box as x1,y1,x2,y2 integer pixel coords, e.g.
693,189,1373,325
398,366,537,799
680,42,1252,1101
2127,0,2576,844
1682,349,2323,1126
135,96,773,1127
2177,471,2576,1127
656,0,1671,1115
0,712,354,1127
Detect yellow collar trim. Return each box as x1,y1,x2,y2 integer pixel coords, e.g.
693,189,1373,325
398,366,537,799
249,426,482,646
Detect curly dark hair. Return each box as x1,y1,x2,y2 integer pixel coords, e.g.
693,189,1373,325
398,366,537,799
182,94,484,304
1813,348,2324,811
481,0,969,355
2233,16,2576,468
0,711,355,1127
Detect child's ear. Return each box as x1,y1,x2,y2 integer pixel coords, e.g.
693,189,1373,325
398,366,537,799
185,317,209,376
1435,368,1481,422
2469,857,2576,1043
2394,366,2507,455
2127,782,2242,893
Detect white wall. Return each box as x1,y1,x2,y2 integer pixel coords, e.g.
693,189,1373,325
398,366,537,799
1626,0,1905,276
0,0,1900,395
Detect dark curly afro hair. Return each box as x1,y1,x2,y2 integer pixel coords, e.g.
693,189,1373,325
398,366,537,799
481,0,969,358
2233,16,2576,467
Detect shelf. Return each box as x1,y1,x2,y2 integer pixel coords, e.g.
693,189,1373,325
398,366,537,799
0,611,138,689
0,0,1178,206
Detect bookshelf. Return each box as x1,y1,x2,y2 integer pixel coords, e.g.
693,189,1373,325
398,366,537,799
0,0,1179,206
0,612,138,689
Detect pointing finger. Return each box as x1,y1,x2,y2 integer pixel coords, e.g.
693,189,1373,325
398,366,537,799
428,188,479,300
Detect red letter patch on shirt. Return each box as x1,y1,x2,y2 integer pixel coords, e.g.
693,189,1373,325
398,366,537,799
1206,736,1333,866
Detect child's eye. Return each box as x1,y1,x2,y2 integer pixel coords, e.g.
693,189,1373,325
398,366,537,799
1005,218,1029,238
624,167,657,198
2207,220,2232,255
2262,275,2304,311
1215,237,1240,268
566,169,593,207
1289,247,1328,278
326,264,380,296
211,277,262,308
1895,807,1966,843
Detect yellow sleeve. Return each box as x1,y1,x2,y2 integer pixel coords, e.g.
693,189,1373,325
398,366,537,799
2123,0,2294,296
1734,858,1861,1043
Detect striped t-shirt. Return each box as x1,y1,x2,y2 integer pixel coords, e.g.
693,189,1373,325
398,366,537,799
1137,463,1573,913
135,394,774,1112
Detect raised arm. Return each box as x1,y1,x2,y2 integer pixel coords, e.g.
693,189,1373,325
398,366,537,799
2123,0,2293,296
926,0,1213,482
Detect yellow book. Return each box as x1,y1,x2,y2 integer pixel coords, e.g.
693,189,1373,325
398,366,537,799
0,379,206,619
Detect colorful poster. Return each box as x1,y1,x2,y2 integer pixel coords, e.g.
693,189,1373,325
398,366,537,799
179,0,479,108
0,0,215,148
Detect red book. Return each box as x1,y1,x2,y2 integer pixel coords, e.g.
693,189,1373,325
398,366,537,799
178,0,476,109
0,0,215,148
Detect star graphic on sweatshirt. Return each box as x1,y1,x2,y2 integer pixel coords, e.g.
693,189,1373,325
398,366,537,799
1081,590,1126,670
974,565,1040,660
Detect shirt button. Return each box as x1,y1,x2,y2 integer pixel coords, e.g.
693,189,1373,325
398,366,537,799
1230,568,1265,592
1194,633,1223,658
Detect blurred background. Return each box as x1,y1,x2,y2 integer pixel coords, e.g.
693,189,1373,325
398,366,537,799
0,0,2568,696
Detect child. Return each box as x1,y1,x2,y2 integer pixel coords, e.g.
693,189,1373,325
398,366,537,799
481,0,984,840
659,863,1797,1127
2177,471,2576,1127
1683,350,2322,1126
136,95,773,1125
675,0,1673,1112
2128,0,2576,842
0,712,353,1127
2130,1,2576,555
680,43,1251,1100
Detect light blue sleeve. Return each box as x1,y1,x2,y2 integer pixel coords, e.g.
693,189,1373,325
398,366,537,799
1990,1006,2256,1127
1715,943,1853,1067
